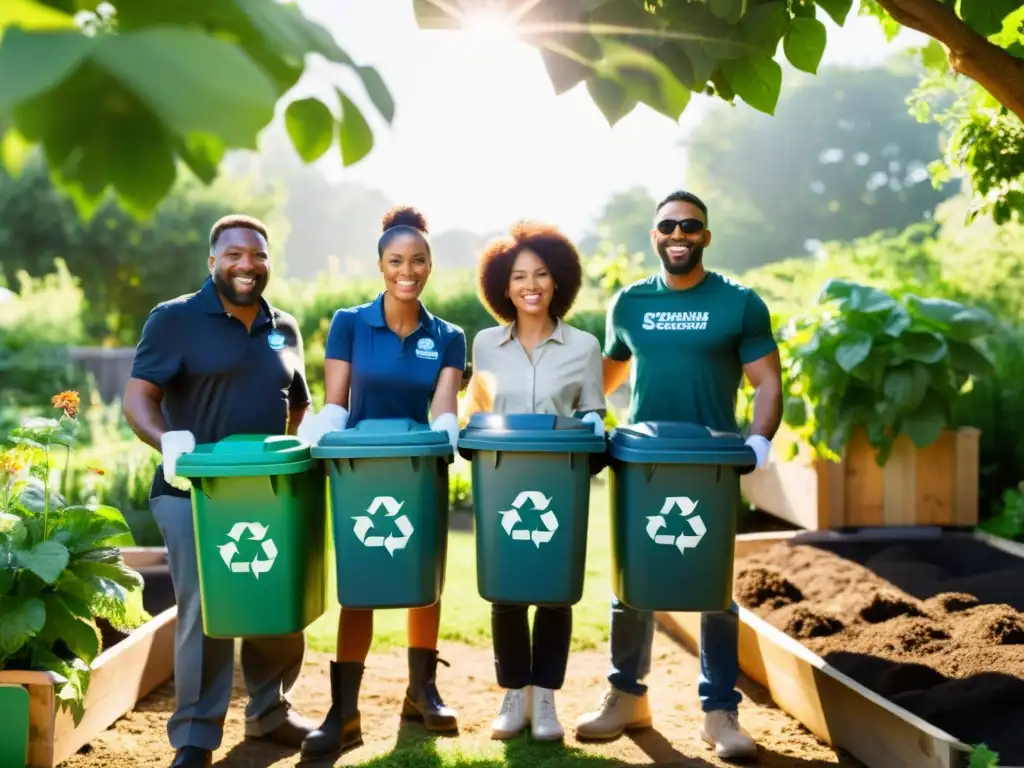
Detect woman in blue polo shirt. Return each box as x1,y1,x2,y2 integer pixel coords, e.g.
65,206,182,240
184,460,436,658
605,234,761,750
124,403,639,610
462,221,605,742
298,207,465,760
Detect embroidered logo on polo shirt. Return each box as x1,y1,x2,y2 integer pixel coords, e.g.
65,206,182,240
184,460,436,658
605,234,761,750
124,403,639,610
267,330,286,351
415,337,439,360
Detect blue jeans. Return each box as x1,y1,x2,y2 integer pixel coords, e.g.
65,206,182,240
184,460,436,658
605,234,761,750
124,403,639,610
606,595,742,712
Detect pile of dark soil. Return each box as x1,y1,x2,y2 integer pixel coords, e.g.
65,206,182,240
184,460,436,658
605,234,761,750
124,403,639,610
734,537,1024,762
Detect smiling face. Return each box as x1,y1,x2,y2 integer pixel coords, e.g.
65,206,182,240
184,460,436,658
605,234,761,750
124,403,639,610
379,230,431,302
209,227,269,306
651,199,711,276
507,248,555,320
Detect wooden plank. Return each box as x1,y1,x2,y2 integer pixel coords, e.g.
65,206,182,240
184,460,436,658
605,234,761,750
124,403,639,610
655,531,985,768
953,429,980,526
0,606,177,768
883,436,918,527
913,432,955,526
51,606,177,765
821,457,846,529
741,456,822,530
844,431,885,527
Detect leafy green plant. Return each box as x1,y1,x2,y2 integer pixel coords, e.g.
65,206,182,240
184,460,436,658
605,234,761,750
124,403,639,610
0,391,148,724
968,743,1000,768
780,279,997,465
979,482,1024,541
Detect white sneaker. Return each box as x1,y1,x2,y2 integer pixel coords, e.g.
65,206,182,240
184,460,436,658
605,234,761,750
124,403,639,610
491,687,530,740
574,686,653,740
701,710,757,759
530,686,564,741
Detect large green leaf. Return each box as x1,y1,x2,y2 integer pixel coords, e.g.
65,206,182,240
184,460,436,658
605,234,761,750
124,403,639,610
93,27,278,147
834,330,872,372
355,65,396,125
902,390,948,449
815,0,853,26
284,97,335,163
103,106,178,214
58,569,148,633
585,76,636,125
741,2,790,56
904,295,996,340
897,331,948,364
883,365,929,411
709,0,748,24
784,17,827,73
15,539,70,583
594,38,692,120
0,30,93,115
336,87,373,167
959,0,1020,37
0,595,45,658
60,505,134,553
818,279,897,312
38,592,100,663
721,55,782,115
946,339,996,377
68,558,144,592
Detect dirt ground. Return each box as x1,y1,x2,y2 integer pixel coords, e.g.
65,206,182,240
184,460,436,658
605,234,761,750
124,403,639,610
735,539,1024,763
64,631,858,768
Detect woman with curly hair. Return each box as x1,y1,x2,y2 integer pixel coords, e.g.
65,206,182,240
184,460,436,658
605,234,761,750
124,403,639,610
298,206,465,760
463,221,605,742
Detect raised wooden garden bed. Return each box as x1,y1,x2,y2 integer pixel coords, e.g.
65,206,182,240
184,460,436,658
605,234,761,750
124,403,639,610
741,427,980,530
0,548,177,768
656,529,1024,768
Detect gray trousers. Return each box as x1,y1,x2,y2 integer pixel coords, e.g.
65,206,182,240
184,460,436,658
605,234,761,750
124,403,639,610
152,494,305,751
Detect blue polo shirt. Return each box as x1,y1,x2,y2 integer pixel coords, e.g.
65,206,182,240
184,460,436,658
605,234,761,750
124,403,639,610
131,277,310,498
324,292,466,426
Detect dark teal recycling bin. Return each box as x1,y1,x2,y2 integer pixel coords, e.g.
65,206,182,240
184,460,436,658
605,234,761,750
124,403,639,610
608,422,756,612
311,418,453,609
458,413,606,606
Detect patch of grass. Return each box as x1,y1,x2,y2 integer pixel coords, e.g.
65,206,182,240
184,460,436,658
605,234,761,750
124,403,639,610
347,725,629,767
306,477,615,654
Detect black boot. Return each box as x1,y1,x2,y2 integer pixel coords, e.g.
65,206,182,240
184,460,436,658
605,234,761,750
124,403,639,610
401,647,459,732
300,661,363,758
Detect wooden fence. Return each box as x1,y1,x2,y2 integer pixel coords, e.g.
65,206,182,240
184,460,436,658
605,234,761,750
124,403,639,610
70,347,136,404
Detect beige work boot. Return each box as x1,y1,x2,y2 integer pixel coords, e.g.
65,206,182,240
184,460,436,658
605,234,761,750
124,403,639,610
490,687,530,740
574,687,653,740
530,687,564,742
701,710,757,759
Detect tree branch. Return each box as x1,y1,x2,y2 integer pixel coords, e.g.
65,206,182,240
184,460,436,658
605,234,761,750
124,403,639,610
875,0,1024,122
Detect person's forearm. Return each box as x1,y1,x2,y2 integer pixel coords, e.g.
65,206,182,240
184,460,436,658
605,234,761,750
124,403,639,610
287,406,308,435
123,392,168,451
749,379,782,441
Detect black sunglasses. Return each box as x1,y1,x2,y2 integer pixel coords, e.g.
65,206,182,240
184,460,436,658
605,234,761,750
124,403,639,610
656,218,705,236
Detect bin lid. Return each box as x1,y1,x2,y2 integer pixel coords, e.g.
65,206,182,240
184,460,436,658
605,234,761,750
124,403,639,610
457,412,606,454
177,434,314,478
608,421,756,467
310,418,453,459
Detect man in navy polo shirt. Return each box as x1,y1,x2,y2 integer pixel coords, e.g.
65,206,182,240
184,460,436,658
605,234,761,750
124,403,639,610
123,215,316,768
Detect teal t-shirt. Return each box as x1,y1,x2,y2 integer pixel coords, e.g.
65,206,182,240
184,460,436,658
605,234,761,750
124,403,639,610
604,271,777,432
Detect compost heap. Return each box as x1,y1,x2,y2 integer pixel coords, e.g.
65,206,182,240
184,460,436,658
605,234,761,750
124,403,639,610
734,542,1024,762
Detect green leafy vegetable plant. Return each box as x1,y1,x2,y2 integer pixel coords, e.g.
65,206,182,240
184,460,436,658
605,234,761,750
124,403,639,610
0,391,148,725
779,279,997,466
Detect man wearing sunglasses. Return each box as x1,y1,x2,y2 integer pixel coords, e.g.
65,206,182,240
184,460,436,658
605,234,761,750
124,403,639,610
576,191,782,759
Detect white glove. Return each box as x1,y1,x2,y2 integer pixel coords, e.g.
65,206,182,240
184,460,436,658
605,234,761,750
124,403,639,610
297,404,349,446
160,430,196,488
745,434,771,470
580,411,606,437
431,412,459,451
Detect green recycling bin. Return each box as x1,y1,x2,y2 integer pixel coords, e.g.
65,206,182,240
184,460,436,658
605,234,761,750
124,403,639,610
311,418,453,609
608,422,756,612
458,413,607,606
177,434,327,639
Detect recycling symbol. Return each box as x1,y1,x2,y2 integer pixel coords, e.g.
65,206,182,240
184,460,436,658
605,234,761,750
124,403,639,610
499,490,558,548
646,497,706,555
218,522,277,579
352,496,414,557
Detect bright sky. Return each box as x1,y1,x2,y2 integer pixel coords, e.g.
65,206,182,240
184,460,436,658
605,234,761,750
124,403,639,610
289,0,923,240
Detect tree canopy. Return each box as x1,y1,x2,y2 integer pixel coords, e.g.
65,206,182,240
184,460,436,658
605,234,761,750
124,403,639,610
1,0,1020,222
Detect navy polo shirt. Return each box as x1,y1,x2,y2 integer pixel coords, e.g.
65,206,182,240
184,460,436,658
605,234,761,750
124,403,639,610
131,277,310,498
324,292,466,426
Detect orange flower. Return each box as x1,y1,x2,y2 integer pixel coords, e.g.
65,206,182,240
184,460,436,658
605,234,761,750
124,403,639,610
87,466,106,476
52,390,81,419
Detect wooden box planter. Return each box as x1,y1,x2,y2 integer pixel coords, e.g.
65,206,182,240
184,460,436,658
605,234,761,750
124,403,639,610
0,548,177,768
655,529,1024,768
741,427,980,531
